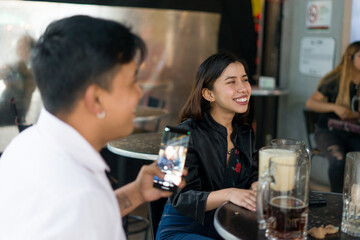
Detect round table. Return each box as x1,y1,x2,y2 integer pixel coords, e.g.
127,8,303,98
214,191,358,240
107,132,162,161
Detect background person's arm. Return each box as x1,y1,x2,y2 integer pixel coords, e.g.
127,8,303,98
306,90,353,119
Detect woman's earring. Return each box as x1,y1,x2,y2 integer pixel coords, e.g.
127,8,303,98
97,111,106,119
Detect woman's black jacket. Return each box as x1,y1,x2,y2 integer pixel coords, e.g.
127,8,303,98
169,112,258,225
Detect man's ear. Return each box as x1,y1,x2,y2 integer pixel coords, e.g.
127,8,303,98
202,88,214,102
84,84,103,116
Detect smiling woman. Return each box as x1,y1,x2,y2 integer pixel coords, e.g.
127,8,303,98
203,61,251,119
156,52,258,240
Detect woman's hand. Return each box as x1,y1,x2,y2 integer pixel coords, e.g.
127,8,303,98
305,91,355,119
250,181,258,192
226,188,257,212
333,105,353,120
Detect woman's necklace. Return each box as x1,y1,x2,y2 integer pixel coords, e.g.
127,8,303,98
227,149,232,155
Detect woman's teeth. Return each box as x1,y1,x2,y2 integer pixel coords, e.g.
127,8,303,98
235,98,247,102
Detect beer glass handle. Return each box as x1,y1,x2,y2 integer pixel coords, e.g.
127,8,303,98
351,96,359,112
257,174,272,223
305,148,311,158
305,147,312,169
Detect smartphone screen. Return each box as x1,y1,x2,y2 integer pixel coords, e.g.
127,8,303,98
153,126,190,192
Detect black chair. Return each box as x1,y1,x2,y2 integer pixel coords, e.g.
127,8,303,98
141,96,166,133
303,109,323,155
303,109,330,189
148,198,168,239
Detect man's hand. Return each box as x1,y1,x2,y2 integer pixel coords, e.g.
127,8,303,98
135,162,187,203
116,162,187,217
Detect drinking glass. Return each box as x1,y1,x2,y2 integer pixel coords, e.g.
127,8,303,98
258,145,298,179
271,138,309,155
351,96,360,113
258,155,310,240
270,138,306,149
257,146,297,229
271,138,311,166
351,96,360,122
341,152,360,237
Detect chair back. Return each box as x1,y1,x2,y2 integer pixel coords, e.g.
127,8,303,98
148,96,166,109
303,109,331,190
303,109,321,154
148,198,168,239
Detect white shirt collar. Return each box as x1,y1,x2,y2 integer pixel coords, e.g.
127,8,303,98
36,108,110,173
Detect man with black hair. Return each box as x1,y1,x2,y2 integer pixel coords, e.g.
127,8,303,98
0,15,184,239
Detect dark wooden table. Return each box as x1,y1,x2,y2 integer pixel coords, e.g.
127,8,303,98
214,191,359,240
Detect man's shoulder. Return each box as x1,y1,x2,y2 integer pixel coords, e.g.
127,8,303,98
0,128,107,198
0,132,119,238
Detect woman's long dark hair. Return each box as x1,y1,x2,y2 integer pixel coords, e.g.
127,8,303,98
178,51,249,123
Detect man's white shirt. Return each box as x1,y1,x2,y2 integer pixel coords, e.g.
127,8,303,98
0,109,126,239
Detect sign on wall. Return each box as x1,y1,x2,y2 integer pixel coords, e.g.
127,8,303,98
299,37,335,77
306,0,332,31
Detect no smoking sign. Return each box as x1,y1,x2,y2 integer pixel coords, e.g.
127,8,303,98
306,1,332,30
307,4,319,23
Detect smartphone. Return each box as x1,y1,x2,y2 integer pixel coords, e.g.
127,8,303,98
153,126,190,192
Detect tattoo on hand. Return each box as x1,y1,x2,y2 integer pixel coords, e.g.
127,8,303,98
117,193,132,210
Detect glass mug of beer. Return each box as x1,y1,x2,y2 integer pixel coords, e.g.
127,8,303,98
271,138,310,163
257,146,297,229
341,152,360,237
258,155,310,240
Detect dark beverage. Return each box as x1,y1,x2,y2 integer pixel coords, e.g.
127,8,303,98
268,196,308,239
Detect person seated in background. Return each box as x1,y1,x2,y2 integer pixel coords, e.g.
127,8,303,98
0,15,185,239
156,52,258,239
0,34,36,125
306,41,360,193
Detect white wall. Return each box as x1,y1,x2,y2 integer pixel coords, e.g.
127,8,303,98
350,0,360,43
277,0,348,147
